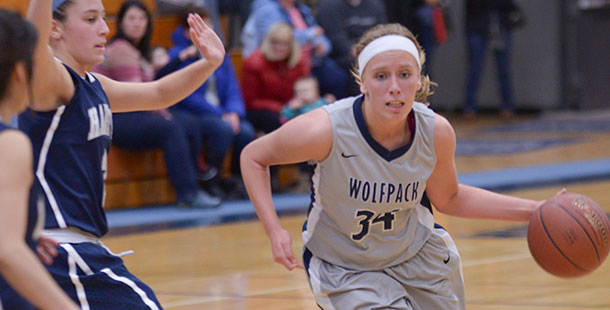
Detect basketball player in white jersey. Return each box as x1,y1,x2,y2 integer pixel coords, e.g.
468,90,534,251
241,23,545,309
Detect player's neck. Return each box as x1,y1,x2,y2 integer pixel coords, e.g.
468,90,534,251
0,104,13,125
0,86,23,125
364,112,412,151
370,127,412,151
52,49,89,77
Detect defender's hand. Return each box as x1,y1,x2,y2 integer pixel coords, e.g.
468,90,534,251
37,235,59,265
187,13,225,67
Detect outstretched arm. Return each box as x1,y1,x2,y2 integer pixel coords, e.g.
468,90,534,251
100,13,226,112
426,114,539,221
240,108,332,270
26,0,76,111
0,132,78,310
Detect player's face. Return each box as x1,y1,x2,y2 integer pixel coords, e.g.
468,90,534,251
360,50,421,120
120,6,148,43
57,0,109,66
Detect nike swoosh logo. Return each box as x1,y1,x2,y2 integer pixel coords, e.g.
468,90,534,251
443,253,450,264
341,152,358,158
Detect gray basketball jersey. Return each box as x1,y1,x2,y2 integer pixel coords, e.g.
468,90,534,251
303,96,437,270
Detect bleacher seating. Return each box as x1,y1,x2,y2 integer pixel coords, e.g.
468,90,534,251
0,0,281,209
1,0,28,14
3,0,179,49
105,148,175,208
1,0,185,208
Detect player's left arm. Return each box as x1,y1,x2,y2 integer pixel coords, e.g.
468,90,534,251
0,132,79,310
97,13,225,112
425,114,539,222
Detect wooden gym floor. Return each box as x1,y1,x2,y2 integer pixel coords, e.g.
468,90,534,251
104,110,610,310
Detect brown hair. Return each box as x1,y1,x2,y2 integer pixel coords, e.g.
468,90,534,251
179,5,211,28
260,22,301,69
0,9,38,100
52,0,75,22
352,23,436,103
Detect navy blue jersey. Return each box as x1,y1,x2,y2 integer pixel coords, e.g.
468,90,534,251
19,64,112,237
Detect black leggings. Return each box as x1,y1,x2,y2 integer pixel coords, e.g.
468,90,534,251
246,109,281,134
111,111,202,200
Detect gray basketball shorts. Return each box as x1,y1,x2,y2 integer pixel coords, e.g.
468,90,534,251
304,225,465,310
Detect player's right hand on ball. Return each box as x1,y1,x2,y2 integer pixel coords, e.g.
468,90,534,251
269,228,304,271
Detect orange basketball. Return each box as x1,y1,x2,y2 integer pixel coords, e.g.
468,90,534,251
527,192,610,277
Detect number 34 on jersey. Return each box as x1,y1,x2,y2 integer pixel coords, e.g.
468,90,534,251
352,209,400,241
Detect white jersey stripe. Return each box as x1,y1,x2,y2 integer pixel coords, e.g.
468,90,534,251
303,165,323,244
101,268,160,310
36,106,67,228
61,244,94,275
61,244,92,310
415,203,434,229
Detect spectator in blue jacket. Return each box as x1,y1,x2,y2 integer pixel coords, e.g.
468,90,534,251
241,0,348,99
163,7,255,199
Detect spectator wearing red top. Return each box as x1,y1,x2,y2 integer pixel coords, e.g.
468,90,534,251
241,22,311,134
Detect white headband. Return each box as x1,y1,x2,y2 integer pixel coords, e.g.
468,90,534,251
357,35,420,76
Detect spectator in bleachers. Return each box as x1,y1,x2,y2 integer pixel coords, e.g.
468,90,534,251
241,22,311,134
162,7,255,200
150,45,171,71
240,0,277,57
93,0,220,208
280,75,331,193
241,0,348,99
316,0,387,96
242,0,273,25
383,0,450,76
280,76,331,123
463,0,518,118
155,0,224,41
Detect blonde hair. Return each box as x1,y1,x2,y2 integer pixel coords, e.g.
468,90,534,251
260,22,302,69
352,23,436,103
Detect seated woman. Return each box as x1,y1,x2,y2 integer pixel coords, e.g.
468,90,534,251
242,0,348,98
93,0,219,208
241,22,311,134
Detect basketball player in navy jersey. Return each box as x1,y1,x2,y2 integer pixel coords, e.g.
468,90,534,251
18,0,225,308
241,23,547,309
0,9,79,310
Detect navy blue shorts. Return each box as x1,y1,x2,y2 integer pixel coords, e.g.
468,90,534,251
47,242,162,310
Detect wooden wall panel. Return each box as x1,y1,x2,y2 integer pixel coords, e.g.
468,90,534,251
105,179,175,209
0,0,156,17
102,0,156,16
